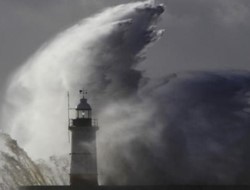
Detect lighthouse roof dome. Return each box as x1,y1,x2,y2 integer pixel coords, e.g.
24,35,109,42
76,97,92,110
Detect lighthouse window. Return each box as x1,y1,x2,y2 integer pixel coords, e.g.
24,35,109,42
76,110,91,119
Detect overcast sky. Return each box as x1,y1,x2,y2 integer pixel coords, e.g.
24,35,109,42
0,0,250,100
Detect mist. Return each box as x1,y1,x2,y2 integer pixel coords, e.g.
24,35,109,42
100,71,250,184
2,0,250,185
1,1,164,160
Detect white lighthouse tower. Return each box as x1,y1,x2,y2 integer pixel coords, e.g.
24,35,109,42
68,91,98,186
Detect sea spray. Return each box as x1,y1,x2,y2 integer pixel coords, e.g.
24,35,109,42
1,1,164,160
2,0,250,185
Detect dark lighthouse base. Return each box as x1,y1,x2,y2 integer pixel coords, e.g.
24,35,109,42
70,174,98,186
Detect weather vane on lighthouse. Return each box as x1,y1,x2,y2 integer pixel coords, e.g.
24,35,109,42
67,90,99,186
79,89,87,96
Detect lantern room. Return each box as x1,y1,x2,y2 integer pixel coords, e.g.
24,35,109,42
76,97,92,119
72,91,92,127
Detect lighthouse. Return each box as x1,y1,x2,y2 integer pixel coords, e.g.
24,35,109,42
68,91,98,186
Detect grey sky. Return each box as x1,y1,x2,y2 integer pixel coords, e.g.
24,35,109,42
143,0,250,77
0,0,250,97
